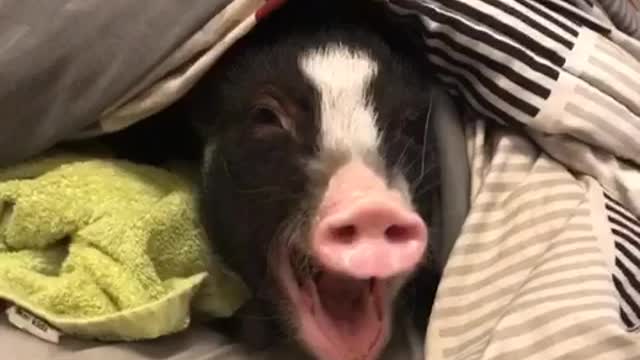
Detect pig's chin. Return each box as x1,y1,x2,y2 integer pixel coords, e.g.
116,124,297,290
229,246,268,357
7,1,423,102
277,248,391,360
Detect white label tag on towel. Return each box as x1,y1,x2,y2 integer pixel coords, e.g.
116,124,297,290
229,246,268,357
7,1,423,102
6,306,61,344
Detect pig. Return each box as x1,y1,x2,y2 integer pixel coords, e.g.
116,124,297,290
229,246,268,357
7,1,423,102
103,0,442,358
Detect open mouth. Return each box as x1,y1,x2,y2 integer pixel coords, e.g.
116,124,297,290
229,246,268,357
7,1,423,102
278,247,390,360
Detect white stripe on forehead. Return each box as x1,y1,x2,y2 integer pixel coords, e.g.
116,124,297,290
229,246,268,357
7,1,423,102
298,44,380,159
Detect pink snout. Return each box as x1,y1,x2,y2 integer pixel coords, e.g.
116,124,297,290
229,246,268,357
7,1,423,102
311,161,428,279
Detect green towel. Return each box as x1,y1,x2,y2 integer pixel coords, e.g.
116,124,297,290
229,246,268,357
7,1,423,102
0,151,250,341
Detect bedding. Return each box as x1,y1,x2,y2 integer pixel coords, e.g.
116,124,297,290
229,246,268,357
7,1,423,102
1,0,640,360
0,151,249,342
596,0,640,39
1,317,251,360
382,0,640,359
0,314,424,360
0,0,235,167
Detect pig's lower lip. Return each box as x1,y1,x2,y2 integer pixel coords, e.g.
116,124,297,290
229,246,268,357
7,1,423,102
278,249,390,360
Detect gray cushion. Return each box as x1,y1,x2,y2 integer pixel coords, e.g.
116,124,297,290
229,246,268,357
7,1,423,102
1,315,424,360
0,0,231,167
1,317,251,360
432,86,470,268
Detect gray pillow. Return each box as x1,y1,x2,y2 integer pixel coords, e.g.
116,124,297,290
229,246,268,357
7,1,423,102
0,0,230,166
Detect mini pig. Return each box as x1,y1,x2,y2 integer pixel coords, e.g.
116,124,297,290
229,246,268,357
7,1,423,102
105,0,442,359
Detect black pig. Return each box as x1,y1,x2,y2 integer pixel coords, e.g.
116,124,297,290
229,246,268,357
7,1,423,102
102,1,442,359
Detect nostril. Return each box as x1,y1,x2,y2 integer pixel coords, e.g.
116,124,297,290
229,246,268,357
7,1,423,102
385,224,411,242
330,225,357,243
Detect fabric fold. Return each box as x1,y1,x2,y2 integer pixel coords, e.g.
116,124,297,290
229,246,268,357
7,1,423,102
0,151,250,341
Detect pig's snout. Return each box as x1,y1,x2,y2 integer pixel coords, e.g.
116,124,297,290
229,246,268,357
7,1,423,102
311,161,428,279
313,200,427,278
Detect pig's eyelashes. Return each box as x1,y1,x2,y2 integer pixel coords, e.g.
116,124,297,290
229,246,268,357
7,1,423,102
249,97,294,136
251,106,282,128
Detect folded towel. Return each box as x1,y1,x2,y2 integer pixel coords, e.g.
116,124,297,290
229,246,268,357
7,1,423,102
0,151,250,342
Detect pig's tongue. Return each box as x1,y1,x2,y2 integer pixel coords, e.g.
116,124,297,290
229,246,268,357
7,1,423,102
307,272,383,357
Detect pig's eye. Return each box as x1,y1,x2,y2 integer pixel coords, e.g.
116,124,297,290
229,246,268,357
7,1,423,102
251,106,282,128
249,95,293,136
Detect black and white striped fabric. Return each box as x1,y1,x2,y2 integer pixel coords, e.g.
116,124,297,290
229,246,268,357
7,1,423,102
381,0,640,359
606,191,640,331
584,0,640,40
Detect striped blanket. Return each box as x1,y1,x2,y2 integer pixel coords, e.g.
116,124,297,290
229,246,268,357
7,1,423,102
2,0,640,359
383,1,640,359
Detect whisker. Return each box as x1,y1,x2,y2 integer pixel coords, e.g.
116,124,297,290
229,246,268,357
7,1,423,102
277,331,300,346
236,186,289,194
410,163,438,190
221,154,232,179
415,92,434,186
393,136,412,175
380,118,393,137
411,174,440,196
413,178,440,198
234,314,281,320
